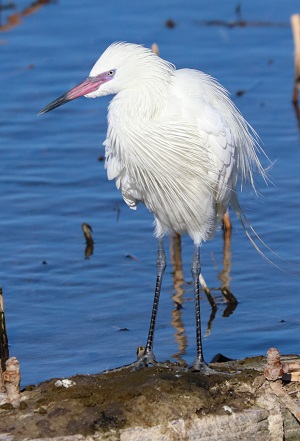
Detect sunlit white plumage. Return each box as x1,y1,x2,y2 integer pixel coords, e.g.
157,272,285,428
88,43,266,244
39,42,268,371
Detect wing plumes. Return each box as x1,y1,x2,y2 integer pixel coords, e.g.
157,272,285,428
217,84,269,191
204,73,277,263
230,193,282,269
174,68,270,195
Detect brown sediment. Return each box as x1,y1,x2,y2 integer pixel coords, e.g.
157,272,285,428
0,354,299,440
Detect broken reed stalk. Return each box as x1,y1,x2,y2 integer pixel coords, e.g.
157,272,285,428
291,14,300,103
0,288,9,373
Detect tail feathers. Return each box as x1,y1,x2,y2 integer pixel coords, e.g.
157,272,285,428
230,193,282,269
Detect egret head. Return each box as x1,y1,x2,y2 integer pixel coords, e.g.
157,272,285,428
39,42,175,115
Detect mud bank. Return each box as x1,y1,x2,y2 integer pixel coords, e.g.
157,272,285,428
0,355,299,441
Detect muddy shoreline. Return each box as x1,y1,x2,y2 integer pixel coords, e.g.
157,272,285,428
0,355,299,440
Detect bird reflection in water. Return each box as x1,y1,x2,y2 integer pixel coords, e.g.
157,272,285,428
169,215,237,365
169,233,187,367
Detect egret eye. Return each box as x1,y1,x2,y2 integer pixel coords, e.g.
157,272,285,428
107,69,116,77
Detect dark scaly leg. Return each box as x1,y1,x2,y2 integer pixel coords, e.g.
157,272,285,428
191,244,212,372
134,238,166,368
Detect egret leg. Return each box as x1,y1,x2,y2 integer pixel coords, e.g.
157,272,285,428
191,245,211,373
134,238,166,368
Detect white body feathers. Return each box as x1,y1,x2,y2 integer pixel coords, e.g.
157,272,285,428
87,42,266,245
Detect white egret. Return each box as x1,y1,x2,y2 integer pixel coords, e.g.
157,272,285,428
39,42,268,372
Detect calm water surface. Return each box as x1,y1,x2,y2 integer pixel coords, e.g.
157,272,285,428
1,0,300,386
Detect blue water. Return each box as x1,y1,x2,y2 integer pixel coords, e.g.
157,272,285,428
1,0,300,386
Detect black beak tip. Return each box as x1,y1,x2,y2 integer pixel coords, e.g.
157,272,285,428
37,93,70,116
38,108,47,116
37,104,54,116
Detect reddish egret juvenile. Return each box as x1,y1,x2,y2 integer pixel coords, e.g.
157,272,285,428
39,42,267,372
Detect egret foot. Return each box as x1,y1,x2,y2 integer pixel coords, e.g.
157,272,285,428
129,347,172,371
190,358,217,374
133,350,158,370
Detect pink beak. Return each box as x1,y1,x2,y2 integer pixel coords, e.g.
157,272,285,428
38,72,109,115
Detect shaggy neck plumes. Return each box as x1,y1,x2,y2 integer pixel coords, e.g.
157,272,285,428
102,43,176,119
112,81,170,120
